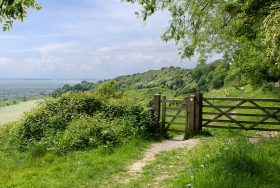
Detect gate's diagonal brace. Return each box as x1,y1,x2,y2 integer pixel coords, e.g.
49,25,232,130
165,100,187,130
248,109,280,129
249,101,280,123
203,98,247,130
202,100,246,126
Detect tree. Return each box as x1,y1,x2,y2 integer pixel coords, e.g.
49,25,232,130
95,80,124,99
123,0,280,84
0,0,41,31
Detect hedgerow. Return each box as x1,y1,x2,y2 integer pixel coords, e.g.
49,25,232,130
14,81,160,155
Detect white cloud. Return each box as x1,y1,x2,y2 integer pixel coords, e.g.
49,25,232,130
0,58,13,65
39,43,73,55
22,43,74,72
0,0,219,79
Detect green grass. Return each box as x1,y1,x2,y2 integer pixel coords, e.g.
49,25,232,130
0,95,47,108
117,136,280,188
204,84,278,98
0,100,41,125
0,99,22,108
126,87,176,107
112,85,280,187
2,127,278,188
0,139,150,188
0,84,279,187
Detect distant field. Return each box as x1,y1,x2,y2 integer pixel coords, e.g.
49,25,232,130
0,100,41,125
0,79,82,100
0,79,84,124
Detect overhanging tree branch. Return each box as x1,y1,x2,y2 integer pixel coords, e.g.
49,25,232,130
0,0,41,31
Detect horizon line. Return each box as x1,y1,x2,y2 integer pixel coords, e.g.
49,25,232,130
0,78,99,81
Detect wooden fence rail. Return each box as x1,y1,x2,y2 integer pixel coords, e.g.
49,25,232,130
202,96,280,131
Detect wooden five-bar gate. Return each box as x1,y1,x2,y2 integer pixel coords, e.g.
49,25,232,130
154,93,280,139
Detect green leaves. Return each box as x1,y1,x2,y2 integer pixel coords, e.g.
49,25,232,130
0,0,41,31
262,2,280,67
17,89,160,154
123,0,280,86
125,0,226,58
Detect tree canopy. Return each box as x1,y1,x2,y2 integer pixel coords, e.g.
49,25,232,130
0,0,41,31
123,0,280,84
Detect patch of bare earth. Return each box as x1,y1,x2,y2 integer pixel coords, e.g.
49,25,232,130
247,131,278,143
115,137,200,184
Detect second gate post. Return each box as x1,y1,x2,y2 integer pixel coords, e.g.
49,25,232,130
161,96,166,133
194,92,203,132
185,96,195,139
154,94,161,122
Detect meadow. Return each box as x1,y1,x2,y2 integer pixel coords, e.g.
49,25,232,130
0,79,84,125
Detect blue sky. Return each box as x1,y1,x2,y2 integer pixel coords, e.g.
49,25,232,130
0,0,217,79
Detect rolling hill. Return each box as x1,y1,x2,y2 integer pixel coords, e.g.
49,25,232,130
52,59,229,98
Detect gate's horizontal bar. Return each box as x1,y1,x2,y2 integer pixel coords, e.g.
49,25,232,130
165,122,185,125
203,105,280,110
204,97,280,102
162,99,187,104
202,112,280,118
166,107,187,111
166,114,186,118
203,125,280,131
202,119,280,125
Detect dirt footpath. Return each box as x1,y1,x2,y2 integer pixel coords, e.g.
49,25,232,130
127,137,200,175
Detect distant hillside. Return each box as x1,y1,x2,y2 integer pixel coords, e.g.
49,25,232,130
52,59,229,97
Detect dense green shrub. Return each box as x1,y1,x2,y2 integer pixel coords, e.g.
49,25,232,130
59,116,122,153
58,111,160,154
102,103,142,118
136,83,143,89
52,81,96,97
263,82,280,97
176,82,198,96
18,92,103,146
135,109,161,139
95,80,124,99
143,82,155,88
101,100,160,139
0,122,20,151
17,88,160,154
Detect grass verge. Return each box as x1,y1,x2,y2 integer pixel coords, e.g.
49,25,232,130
117,135,280,188
0,139,150,188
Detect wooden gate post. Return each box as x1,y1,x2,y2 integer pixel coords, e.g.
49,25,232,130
194,92,203,132
154,94,161,122
185,96,195,139
161,96,166,133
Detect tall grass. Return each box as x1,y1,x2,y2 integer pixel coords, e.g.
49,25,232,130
0,139,150,187
177,137,280,188
120,137,280,188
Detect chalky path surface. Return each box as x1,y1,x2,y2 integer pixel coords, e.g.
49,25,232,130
127,137,200,175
